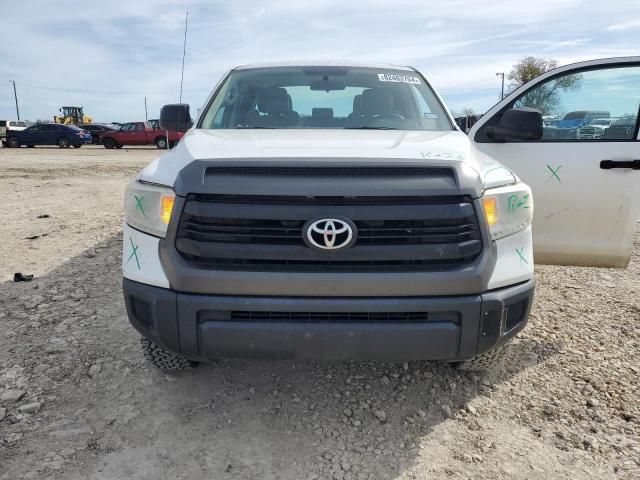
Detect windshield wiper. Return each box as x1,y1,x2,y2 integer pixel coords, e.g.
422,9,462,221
345,126,399,130
235,125,276,129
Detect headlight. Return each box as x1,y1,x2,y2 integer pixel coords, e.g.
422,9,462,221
124,181,175,238
480,183,533,240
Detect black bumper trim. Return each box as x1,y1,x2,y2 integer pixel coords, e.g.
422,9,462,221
123,278,534,362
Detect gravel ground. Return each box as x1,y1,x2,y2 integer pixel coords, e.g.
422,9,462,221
0,146,639,479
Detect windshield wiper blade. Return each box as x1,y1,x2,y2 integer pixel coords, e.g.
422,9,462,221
345,126,399,130
235,125,276,129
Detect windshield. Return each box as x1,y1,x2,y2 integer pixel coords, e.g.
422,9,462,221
199,66,452,131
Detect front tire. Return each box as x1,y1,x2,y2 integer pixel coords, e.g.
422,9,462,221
140,338,199,371
73,145,82,148
453,343,511,371
57,136,70,148
155,136,168,149
6,136,20,148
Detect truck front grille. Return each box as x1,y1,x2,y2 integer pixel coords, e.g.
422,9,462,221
175,194,483,272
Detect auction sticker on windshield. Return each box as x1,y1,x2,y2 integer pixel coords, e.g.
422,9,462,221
377,73,421,84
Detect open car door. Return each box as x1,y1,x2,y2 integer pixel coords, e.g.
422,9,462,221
469,57,640,267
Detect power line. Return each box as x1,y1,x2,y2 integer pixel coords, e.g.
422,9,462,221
8,82,208,95
438,78,498,93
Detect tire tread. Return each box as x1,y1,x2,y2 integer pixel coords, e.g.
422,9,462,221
140,338,198,371
455,343,510,371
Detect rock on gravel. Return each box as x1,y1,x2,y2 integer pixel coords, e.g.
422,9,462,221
88,364,102,377
374,409,387,422
19,402,42,414
1,389,26,403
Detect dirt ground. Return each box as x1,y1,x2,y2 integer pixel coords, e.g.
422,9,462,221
0,145,638,479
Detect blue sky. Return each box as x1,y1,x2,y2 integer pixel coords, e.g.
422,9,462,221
1,0,638,122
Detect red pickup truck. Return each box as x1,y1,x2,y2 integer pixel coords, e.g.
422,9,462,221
101,122,184,149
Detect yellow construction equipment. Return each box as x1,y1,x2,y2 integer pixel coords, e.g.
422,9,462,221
53,106,93,125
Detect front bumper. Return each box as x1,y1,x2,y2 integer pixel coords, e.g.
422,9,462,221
123,278,534,362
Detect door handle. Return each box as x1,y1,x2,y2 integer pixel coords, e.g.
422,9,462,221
600,159,640,170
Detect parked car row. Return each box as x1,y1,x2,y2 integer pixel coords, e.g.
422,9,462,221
542,111,637,140
1,120,183,149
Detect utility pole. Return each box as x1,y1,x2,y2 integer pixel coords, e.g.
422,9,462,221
144,96,148,123
496,72,505,100
10,81,20,120
179,11,189,104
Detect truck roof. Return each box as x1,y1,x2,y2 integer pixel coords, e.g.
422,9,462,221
233,60,415,71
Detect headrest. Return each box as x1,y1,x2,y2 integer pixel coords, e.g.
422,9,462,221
257,87,292,115
360,89,394,116
352,94,362,114
312,108,333,119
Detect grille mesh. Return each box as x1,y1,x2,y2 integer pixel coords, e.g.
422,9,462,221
227,311,459,323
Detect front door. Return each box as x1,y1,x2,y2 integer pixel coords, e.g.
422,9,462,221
20,125,41,145
469,57,640,267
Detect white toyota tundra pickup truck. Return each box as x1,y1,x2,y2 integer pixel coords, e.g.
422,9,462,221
122,58,640,370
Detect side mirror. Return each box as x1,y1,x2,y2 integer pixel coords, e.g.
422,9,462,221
486,108,543,141
159,104,193,132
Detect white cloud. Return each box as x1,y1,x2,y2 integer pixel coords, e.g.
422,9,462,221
605,20,640,31
0,0,638,121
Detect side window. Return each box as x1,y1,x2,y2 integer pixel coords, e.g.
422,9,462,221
512,65,640,141
136,123,144,131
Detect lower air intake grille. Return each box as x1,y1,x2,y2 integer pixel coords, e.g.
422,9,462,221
228,311,459,324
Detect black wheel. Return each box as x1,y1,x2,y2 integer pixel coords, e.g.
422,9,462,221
155,136,168,149
140,338,199,371
57,136,70,148
115,144,123,149
73,145,82,148
453,343,511,371
6,136,20,148
103,137,116,149
27,145,35,148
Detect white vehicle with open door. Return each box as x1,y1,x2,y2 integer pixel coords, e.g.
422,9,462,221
121,58,639,373
469,56,640,267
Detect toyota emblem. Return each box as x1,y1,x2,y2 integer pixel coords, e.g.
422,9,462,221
304,217,356,251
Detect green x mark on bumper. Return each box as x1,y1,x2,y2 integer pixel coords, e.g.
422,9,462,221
126,237,141,270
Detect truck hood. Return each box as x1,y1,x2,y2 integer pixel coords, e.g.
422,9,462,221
138,129,509,194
